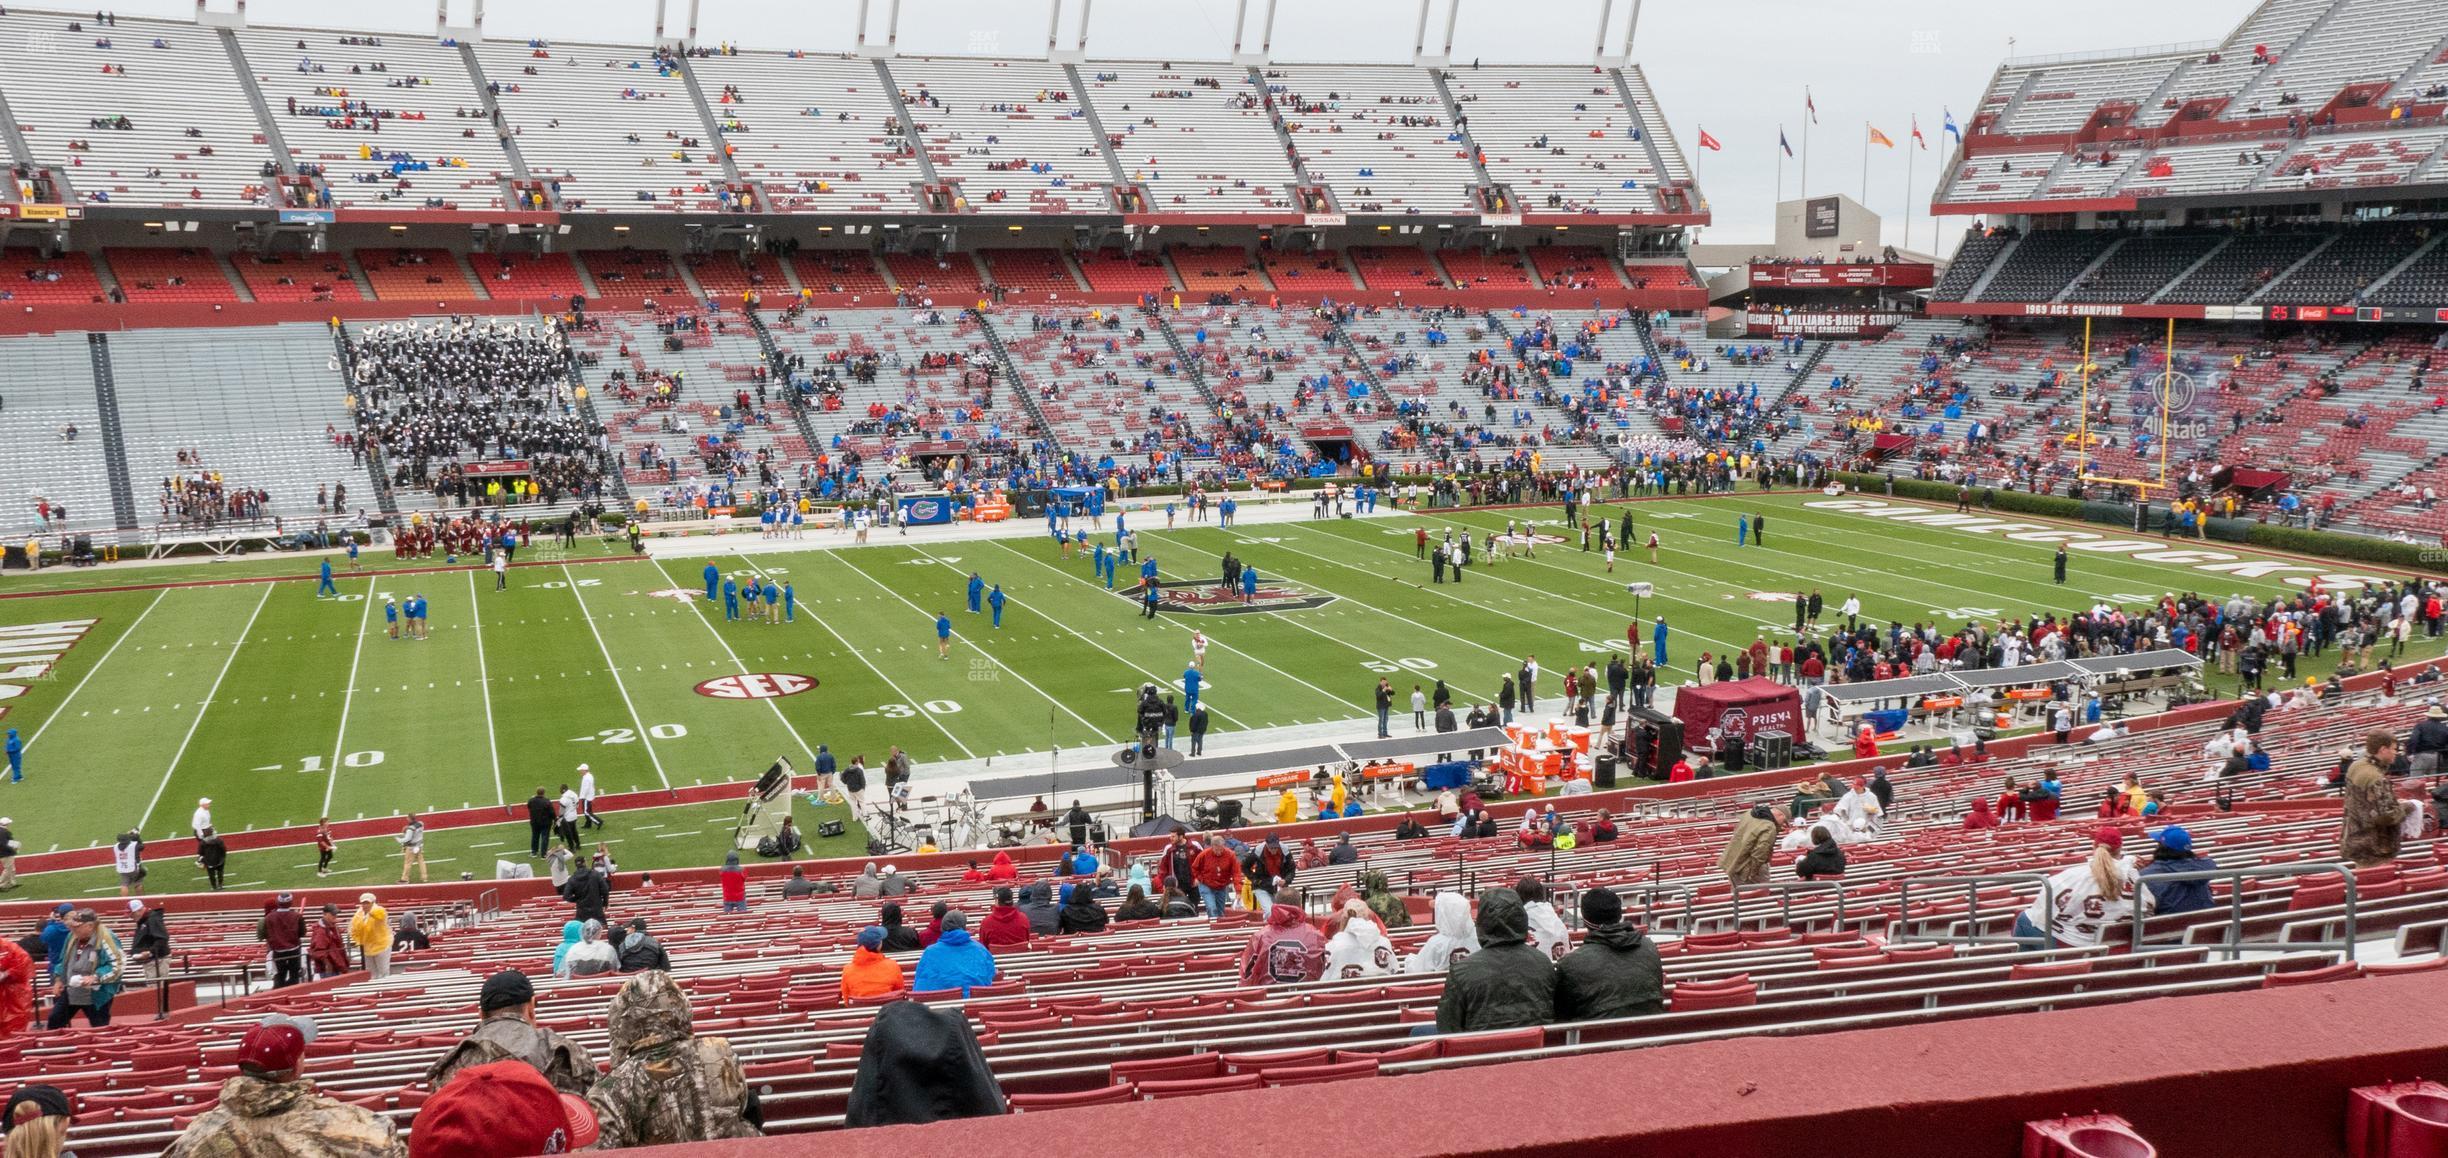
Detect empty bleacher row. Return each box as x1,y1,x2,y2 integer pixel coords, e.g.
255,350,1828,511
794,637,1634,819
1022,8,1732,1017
1937,223,2448,307
1940,0,2448,212
109,324,366,528
19,688,2443,1153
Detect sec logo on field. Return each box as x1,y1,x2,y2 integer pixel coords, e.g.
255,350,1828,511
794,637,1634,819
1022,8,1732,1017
695,673,819,700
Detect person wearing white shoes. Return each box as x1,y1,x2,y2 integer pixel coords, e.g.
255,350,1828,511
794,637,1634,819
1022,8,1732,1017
579,765,602,830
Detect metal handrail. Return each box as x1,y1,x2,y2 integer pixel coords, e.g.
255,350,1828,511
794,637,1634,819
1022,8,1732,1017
2126,861,2360,962
1723,878,1849,933
1892,872,2058,948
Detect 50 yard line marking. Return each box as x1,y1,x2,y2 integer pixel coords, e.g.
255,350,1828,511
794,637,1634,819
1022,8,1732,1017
26,586,166,750
563,564,673,792
138,584,271,833
320,577,380,815
466,569,505,808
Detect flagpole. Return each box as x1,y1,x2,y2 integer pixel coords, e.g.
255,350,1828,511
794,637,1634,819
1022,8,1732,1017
1800,89,1811,194
1776,135,1784,202
1860,121,1869,205
1905,133,1916,255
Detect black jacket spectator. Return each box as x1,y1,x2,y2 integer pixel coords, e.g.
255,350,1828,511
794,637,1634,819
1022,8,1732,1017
614,922,670,972
560,866,610,922
1552,890,1664,1021
1019,885,1062,936
1795,833,1847,880
1435,888,1554,1033
1057,890,1109,935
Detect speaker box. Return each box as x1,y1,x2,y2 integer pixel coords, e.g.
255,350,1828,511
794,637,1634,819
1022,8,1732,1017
1593,754,1618,790
816,819,846,838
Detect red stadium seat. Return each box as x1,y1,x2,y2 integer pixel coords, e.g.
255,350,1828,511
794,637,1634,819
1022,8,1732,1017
1008,1084,1137,1112
1137,1073,1264,1100
1437,1027,1545,1057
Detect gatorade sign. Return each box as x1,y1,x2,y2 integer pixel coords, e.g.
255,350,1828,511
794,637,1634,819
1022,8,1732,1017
695,673,818,700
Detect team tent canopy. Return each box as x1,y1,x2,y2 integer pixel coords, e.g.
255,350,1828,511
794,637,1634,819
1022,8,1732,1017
1674,677,1804,746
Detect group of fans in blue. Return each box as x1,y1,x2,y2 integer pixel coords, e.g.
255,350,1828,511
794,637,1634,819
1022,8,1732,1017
700,561,796,623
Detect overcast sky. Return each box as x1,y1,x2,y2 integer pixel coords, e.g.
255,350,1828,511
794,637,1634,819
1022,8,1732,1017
103,0,2250,253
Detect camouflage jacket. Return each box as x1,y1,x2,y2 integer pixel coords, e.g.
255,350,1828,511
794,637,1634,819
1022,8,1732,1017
425,1014,599,1094
586,970,761,1147
161,1076,403,1158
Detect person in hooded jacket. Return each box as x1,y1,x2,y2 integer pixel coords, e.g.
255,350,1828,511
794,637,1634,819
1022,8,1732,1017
850,863,884,900
307,906,351,980
1056,884,1108,935
1408,891,1481,974
1360,870,1411,930
1434,888,1554,1033
0,936,31,1041
1719,804,1782,885
1243,835,1296,912
615,919,670,973
1552,888,1664,1022
840,927,905,1000
910,911,997,997
1514,877,1571,961
843,1000,1004,1127
1794,827,1848,880
1018,884,1062,936
426,970,597,1095
1320,900,1398,979
876,904,923,953
550,920,584,978
585,971,762,1148
1238,900,1326,985
977,887,1033,948
985,851,1020,882
163,1014,402,1158
1326,833,1360,866
562,920,619,978
560,863,610,924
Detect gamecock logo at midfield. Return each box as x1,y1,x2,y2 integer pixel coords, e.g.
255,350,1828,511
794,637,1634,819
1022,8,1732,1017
1138,579,1338,616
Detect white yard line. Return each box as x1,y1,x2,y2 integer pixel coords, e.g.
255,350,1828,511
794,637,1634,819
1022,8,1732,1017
724,556,979,760
563,564,674,792
320,578,381,815
465,569,506,808
916,549,1252,729
818,551,1118,744
27,586,166,750
138,584,271,833
643,558,819,768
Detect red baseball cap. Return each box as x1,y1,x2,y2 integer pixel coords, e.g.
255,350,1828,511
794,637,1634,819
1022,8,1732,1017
235,1015,316,1077
2091,825,2124,851
410,1061,598,1157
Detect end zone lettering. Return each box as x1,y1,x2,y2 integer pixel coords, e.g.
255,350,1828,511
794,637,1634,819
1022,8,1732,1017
696,673,819,700
0,619,101,720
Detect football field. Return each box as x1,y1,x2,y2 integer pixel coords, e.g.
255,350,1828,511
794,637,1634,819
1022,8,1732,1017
0,488,2434,894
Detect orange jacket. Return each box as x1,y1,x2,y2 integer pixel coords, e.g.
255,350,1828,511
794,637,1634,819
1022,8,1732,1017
839,947,905,1000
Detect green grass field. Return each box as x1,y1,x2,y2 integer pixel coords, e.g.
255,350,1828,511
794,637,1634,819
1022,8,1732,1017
0,488,2433,898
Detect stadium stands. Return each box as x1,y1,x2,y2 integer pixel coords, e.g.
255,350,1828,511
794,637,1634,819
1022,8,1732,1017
109,324,362,526
354,247,481,300
101,248,241,304
1073,249,1177,296
1443,65,1660,214
877,251,981,298
580,248,690,298
0,248,108,305
1347,246,1449,290
470,40,727,211
24,682,2444,1153
792,251,895,297
893,56,1113,215
1972,231,2119,303
229,251,363,303
235,24,517,210
1085,63,1303,213
464,250,588,301
1167,247,1272,295
0,332,116,534
0,9,275,209
1265,64,1482,215
690,51,923,215
1434,249,1536,290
